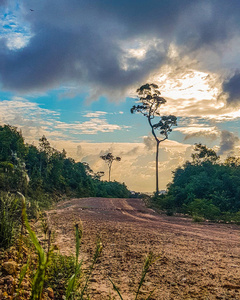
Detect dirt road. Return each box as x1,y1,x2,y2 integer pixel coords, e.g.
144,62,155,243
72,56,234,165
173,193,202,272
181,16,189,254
47,197,240,299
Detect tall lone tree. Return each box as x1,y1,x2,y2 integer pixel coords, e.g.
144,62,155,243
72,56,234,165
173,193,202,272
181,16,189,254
131,83,177,195
100,153,121,182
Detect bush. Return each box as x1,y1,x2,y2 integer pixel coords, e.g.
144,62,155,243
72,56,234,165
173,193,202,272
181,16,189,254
192,214,205,222
46,253,76,299
151,194,177,214
187,198,221,221
0,193,21,249
232,211,240,224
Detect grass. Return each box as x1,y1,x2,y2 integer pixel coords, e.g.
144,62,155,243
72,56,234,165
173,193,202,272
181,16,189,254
109,252,156,300
0,192,21,249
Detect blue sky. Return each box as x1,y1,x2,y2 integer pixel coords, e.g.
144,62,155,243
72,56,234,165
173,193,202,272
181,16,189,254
1,1,240,192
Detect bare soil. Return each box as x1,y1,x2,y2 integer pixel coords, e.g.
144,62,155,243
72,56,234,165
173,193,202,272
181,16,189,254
47,197,240,300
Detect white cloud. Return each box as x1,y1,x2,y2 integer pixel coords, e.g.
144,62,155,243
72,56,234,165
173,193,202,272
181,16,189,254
176,125,219,135
84,111,108,118
6,32,31,50
55,118,123,134
0,98,128,141
0,8,32,50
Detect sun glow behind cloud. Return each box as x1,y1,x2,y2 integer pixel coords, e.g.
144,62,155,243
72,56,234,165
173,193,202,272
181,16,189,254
158,70,218,101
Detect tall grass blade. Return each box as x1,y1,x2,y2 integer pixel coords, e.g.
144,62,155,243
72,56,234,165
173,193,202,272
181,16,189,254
75,223,82,266
66,274,76,299
79,239,102,299
18,192,49,300
145,289,156,300
16,258,30,297
135,252,153,300
66,223,83,300
108,277,124,300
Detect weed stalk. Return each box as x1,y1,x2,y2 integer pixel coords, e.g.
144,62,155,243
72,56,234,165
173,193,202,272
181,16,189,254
18,192,52,300
66,223,83,300
79,238,103,299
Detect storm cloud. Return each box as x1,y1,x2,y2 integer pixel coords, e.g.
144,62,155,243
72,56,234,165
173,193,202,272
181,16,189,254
1,1,240,97
222,71,240,105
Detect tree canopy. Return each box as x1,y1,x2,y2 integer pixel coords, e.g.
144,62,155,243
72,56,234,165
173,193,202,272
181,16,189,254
100,153,121,182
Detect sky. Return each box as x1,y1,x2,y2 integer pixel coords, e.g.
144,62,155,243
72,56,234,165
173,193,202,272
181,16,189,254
1,0,240,192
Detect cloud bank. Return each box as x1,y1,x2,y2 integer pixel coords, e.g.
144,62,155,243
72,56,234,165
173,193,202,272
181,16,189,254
1,0,240,100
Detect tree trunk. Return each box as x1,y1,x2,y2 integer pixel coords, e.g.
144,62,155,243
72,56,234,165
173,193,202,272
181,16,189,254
156,140,160,195
147,116,160,195
108,164,111,182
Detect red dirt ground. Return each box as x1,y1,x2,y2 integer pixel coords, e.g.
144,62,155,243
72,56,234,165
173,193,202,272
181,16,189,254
47,197,240,300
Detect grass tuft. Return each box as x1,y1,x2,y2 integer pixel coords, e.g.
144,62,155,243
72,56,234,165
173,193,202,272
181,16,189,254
0,192,20,249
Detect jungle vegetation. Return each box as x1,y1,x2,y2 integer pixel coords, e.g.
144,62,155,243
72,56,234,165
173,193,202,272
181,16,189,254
154,143,240,222
0,124,130,208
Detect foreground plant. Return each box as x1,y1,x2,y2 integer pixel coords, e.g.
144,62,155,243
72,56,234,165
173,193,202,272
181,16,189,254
66,223,83,299
66,223,103,299
0,192,20,249
109,251,156,300
18,192,53,300
79,238,103,299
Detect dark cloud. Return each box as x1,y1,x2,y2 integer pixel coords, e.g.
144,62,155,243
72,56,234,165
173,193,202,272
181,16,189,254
1,0,240,95
0,0,7,6
222,71,240,105
218,130,239,155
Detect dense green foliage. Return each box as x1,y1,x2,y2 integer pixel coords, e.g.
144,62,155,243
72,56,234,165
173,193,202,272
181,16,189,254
0,193,21,248
155,143,240,221
0,125,130,206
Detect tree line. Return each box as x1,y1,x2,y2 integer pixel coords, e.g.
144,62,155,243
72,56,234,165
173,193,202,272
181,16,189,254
155,143,240,222
0,124,130,208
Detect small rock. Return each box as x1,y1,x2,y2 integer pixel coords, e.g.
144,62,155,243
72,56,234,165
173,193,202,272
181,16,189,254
2,275,14,285
46,287,54,299
23,291,31,297
171,282,177,286
145,281,152,287
2,261,18,275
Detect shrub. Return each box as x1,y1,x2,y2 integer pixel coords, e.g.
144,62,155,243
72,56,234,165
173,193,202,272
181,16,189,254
0,192,21,249
46,253,76,299
187,198,221,221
